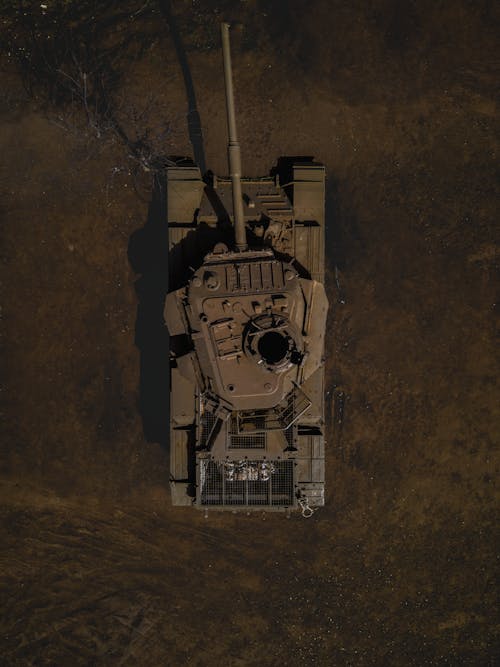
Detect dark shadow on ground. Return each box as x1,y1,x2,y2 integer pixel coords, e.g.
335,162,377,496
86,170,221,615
128,172,170,445
126,1,210,446
128,173,227,446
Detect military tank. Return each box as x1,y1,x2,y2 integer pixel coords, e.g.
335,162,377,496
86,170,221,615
165,23,328,516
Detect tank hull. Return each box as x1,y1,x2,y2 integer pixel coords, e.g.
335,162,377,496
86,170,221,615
166,161,327,512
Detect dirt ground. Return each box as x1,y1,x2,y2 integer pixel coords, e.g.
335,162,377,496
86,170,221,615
1,1,498,665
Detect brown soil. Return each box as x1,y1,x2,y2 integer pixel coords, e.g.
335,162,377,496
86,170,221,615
1,1,498,665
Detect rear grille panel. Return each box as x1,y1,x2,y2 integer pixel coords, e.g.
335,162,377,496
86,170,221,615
199,459,295,508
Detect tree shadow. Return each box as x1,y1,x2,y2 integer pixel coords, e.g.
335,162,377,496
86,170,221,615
159,0,207,175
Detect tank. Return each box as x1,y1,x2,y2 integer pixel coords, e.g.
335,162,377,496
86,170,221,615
165,23,328,516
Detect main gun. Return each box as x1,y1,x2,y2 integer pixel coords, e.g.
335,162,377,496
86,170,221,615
220,22,247,251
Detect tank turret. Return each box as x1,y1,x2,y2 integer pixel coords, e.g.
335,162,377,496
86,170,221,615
165,23,328,515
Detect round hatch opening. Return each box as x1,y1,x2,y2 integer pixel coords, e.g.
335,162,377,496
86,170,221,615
257,331,289,365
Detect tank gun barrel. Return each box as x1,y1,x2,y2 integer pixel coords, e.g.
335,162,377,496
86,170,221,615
221,22,247,251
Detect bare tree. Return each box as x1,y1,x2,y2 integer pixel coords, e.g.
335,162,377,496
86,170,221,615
3,0,176,172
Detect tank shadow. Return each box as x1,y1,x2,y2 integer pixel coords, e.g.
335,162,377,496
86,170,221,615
128,172,170,446
128,172,230,447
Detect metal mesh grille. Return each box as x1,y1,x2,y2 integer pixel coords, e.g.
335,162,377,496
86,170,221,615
199,459,295,507
229,417,266,449
199,409,217,449
285,424,296,449
236,385,311,433
229,435,266,449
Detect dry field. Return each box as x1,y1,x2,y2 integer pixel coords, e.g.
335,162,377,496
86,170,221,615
1,1,498,664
